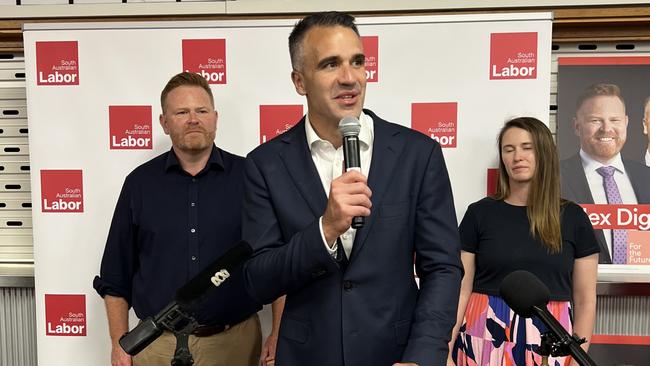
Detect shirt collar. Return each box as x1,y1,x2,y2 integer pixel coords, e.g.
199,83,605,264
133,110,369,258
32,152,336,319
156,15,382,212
579,149,625,174
304,112,374,151
164,144,224,173
646,149,650,166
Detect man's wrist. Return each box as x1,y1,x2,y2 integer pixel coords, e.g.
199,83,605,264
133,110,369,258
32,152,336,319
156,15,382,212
319,217,338,248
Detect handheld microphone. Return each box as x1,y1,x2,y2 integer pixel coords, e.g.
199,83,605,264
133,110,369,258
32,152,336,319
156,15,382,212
119,241,253,355
499,270,596,366
338,116,364,229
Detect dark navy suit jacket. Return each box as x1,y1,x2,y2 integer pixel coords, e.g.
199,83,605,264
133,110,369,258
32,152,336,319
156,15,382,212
560,153,650,263
243,110,463,366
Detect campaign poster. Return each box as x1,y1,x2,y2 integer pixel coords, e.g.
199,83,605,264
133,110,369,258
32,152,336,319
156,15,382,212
557,56,650,271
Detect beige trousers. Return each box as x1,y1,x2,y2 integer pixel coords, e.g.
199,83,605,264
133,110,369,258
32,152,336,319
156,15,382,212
133,314,261,366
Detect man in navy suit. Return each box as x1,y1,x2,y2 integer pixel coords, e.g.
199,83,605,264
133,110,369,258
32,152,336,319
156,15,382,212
561,83,650,263
242,11,462,366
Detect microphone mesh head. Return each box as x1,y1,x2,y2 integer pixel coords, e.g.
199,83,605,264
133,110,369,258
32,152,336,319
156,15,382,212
499,270,550,318
338,116,361,137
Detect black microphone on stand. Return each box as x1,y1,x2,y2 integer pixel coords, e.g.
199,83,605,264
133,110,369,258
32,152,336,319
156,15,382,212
118,241,253,356
499,270,597,366
338,116,364,229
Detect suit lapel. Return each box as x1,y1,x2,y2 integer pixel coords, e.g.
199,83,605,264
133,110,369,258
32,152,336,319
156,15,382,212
623,159,650,203
350,115,403,262
595,229,612,264
568,154,596,203
279,120,328,218
566,155,611,263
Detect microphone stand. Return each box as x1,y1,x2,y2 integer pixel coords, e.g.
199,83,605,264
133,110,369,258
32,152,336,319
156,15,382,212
169,317,199,366
534,306,596,366
119,242,252,364
539,332,552,366
143,302,200,366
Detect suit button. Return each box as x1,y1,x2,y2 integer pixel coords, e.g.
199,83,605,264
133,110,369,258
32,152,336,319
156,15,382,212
343,280,353,291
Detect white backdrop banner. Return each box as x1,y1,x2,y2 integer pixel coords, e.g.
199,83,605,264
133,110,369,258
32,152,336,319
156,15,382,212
23,13,552,365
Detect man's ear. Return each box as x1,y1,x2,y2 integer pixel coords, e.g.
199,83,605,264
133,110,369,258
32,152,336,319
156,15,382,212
159,113,170,135
572,116,580,137
291,70,307,96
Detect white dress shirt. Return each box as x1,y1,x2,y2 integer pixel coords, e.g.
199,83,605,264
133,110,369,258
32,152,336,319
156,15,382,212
305,113,374,259
580,149,638,256
645,149,650,167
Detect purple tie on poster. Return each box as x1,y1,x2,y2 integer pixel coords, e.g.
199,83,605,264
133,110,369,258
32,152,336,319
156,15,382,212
596,166,628,264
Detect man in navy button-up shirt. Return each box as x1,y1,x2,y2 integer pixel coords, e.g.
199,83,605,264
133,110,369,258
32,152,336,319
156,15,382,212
94,72,262,366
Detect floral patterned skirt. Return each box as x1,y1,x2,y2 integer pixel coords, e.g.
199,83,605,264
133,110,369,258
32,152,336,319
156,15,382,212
452,292,573,366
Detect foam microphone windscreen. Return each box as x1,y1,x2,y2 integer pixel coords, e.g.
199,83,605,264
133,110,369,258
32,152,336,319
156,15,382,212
499,270,550,317
175,241,252,304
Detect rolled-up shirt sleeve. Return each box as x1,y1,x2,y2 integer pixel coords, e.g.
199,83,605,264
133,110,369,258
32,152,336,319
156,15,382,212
93,175,138,306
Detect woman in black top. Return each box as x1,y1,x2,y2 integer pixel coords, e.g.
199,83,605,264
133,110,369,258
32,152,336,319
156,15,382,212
449,117,600,366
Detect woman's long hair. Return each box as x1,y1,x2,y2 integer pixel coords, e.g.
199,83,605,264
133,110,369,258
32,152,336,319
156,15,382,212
493,117,563,253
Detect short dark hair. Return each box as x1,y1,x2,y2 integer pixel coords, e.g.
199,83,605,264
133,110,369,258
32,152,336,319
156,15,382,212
160,72,214,112
288,11,360,70
575,83,625,112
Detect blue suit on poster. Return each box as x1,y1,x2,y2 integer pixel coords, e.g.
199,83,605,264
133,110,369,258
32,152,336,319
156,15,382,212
243,109,463,366
560,153,650,264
